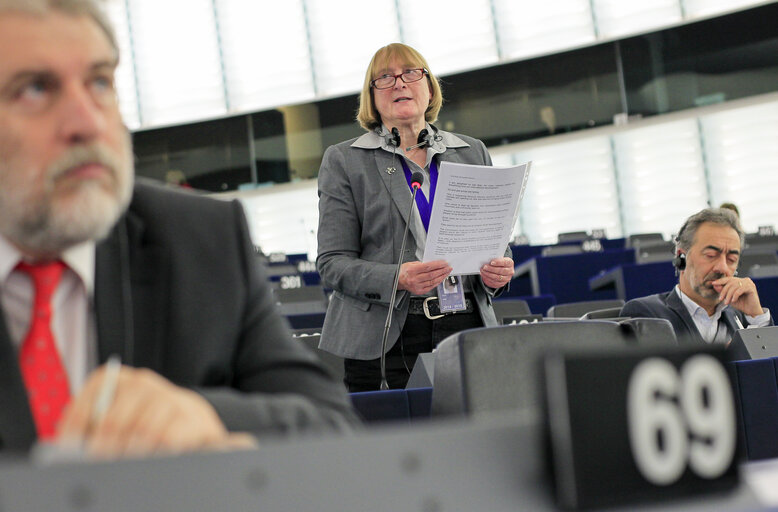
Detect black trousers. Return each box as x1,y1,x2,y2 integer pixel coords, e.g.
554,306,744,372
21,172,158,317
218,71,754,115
344,309,483,392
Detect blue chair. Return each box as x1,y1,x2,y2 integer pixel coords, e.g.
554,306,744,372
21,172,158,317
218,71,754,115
730,357,778,460
513,248,636,303
349,388,432,424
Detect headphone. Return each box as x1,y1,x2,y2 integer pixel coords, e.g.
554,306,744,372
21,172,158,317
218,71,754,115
383,127,400,147
405,128,443,152
671,217,693,273
672,252,686,271
382,127,443,151
669,215,691,275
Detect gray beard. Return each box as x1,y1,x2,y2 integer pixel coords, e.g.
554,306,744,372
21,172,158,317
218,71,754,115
5,177,133,257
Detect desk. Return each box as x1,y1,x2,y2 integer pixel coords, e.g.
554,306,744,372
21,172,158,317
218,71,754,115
0,415,764,511
589,261,676,301
347,357,778,463
512,249,636,303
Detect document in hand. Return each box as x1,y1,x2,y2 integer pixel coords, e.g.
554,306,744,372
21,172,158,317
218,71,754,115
422,161,531,274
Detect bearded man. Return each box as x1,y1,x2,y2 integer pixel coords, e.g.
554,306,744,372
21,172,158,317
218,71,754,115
0,0,357,457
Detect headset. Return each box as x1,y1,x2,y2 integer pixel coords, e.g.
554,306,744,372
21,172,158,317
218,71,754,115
382,127,400,148
405,128,443,152
672,251,686,272
672,218,691,273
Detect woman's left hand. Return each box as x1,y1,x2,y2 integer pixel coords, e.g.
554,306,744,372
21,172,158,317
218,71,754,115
480,257,514,289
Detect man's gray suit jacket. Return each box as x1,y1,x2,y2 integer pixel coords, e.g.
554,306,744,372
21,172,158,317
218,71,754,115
620,289,773,345
316,129,508,360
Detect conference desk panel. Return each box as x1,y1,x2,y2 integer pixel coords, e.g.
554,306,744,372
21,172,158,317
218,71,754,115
0,415,765,511
349,358,778,463
0,361,772,511
513,249,636,303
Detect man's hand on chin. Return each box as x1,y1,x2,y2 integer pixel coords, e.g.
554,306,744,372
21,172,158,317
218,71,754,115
712,276,764,317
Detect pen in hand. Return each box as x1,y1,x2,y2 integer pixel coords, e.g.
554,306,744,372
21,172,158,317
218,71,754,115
88,354,122,433
31,355,122,464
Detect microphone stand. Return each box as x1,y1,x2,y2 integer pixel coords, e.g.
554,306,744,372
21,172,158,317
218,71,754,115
379,175,423,390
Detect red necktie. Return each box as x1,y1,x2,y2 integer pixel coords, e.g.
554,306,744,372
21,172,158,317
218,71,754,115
16,260,71,440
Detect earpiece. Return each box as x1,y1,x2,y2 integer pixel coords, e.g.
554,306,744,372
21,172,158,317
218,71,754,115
390,127,400,147
672,252,686,271
672,217,692,275
405,128,435,152
381,127,401,147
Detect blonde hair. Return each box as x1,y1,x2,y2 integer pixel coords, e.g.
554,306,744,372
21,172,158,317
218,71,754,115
356,43,443,131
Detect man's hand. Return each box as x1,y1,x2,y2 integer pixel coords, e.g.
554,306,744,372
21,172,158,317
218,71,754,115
713,276,764,317
480,257,514,289
57,364,255,459
398,260,451,295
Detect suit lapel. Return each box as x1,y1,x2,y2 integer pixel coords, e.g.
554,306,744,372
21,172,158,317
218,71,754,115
95,210,169,371
665,291,707,344
720,307,741,340
0,314,37,451
375,150,422,258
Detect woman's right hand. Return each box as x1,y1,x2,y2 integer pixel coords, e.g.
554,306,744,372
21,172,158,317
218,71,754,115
398,260,452,295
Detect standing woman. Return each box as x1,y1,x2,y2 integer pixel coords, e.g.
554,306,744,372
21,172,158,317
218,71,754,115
316,43,514,391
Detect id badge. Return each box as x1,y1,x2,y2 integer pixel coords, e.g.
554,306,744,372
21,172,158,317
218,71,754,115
437,275,466,313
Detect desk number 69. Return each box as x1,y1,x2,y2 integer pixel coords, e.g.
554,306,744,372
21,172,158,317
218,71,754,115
627,355,736,486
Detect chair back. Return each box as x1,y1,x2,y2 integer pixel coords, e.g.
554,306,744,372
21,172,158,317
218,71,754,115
557,231,589,243
748,264,778,278
546,299,624,318
634,241,675,263
626,232,665,248
579,306,625,320
431,318,676,418
492,299,531,323
739,251,778,277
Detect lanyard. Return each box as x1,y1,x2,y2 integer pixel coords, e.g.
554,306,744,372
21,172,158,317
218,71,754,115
401,158,438,232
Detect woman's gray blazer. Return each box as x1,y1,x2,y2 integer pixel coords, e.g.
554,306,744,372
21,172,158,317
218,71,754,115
316,128,508,359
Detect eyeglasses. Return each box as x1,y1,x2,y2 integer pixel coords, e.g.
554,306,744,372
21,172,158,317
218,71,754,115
370,68,428,90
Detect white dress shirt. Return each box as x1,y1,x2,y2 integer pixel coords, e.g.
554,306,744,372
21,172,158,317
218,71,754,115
0,235,98,394
675,285,771,344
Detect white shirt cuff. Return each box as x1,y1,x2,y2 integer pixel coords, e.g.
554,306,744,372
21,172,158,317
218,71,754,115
745,308,771,328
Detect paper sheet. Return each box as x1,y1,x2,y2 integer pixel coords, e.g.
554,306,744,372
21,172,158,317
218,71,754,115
422,161,530,274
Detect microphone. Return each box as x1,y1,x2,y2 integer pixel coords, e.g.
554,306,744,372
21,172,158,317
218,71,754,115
404,129,429,152
379,171,425,390
410,172,424,189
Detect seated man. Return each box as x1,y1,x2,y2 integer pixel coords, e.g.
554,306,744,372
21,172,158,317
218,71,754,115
620,208,772,345
0,0,358,458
